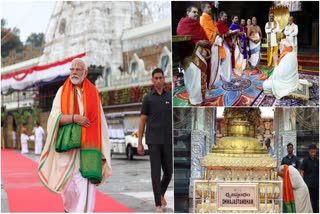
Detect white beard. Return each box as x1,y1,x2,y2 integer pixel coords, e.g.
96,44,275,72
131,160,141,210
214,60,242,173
70,74,85,85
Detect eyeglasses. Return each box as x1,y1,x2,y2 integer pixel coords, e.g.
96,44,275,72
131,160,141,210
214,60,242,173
70,68,83,72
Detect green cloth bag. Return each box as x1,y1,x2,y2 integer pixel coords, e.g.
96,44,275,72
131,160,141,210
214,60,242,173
55,124,82,153
80,149,102,184
283,201,296,213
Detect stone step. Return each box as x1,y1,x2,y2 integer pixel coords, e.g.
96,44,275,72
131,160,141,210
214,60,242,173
260,52,319,71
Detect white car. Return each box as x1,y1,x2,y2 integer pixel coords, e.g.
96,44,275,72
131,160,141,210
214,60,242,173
125,131,148,160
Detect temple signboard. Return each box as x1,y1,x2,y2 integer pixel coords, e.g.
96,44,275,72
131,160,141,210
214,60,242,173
217,183,259,211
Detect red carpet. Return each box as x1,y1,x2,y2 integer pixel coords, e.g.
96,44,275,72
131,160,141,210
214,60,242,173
1,149,134,212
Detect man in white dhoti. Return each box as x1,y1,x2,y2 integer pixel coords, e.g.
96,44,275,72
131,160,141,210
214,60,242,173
278,165,313,213
247,17,262,68
38,58,111,212
199,2,225,89
176,5,210,105
216,11,234,82
284,16,298,53
263,39,299,99
12,129,17,149
34,122,45,155
20,126,29,154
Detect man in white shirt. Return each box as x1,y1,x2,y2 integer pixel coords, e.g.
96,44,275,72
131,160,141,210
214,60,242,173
265,12,279,67
264,137,275,157
284,16,298,53
34,122,45,155
12,130,17,149
263,39,299,99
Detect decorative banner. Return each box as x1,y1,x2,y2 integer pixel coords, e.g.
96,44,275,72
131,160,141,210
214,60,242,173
1,53,86,94
101,83,172,106
217,183,259,211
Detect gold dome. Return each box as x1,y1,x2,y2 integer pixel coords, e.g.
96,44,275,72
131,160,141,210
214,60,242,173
202,108,276,171
224,108,261,137
212,136,267,154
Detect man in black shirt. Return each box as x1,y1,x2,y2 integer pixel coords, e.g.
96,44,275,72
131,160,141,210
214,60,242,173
281,143,300,169
300,144,319,213
138,68,172,213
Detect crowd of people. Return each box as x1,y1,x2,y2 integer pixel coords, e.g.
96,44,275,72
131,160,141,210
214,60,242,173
176,2,300,105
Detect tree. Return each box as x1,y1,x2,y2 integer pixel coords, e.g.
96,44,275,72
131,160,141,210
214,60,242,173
26,33,44,48
30,106,42,125
1,18,23,58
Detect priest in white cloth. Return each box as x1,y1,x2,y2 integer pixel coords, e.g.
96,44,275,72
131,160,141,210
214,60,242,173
284,16,298,53
20,126,29,154
263,39,299,99
38,58,111,212
278,165,313,213
34,121,45,155
247,17,262,68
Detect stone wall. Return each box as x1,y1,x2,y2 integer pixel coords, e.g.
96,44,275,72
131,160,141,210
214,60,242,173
123,41,171,73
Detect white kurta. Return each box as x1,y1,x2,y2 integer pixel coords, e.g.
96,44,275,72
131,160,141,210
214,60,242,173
61,87,96,212
12,131,17,148
21,133,29,154
34,126,45,155
38,86,112,212
288,166,313,213
284,23,298,52
263,52,299,99
265,21,279,47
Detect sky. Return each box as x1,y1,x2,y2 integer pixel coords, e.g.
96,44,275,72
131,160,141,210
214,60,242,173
1,1,56,43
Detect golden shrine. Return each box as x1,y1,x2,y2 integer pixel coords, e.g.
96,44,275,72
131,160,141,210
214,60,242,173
270,5,290,42
194,108,282,213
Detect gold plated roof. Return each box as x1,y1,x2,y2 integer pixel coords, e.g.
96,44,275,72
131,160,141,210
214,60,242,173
212,137,267,154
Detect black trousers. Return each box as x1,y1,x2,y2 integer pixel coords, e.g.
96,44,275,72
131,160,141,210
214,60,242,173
148,144,173,206
308,186,319,213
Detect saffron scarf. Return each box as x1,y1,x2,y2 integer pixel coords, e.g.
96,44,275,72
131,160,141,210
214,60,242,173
283,165,296,213
61,78,102,184
200,13,218,45
278,46,293,65
200,13,226,60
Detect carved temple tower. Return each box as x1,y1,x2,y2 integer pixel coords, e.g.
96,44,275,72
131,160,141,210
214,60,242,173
39,1,170,68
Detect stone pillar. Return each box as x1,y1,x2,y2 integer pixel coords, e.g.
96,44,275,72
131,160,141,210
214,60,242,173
190,130,206,179
190,107,206,180
274,108,283,166
189,108,216,199
205,108,216,155
275,108,297,166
